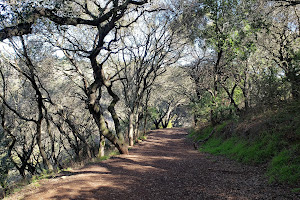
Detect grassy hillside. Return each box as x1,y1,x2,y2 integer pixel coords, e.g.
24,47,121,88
189,101,300,187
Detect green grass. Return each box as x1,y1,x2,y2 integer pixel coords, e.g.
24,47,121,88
196,134,300,185
31,169,57,182
188,122,228,142
267,145,300,184
92,150,120,162
189,102,300,186
292,188,300,193
138,135,147,141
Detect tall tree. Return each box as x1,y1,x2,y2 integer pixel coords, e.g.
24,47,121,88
257,5,300,99
111,13,182,145
0,0,149,154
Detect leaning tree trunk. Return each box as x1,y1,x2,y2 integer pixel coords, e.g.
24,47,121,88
90,106,128,154
88,95,128,155
99,113,128,154
36,88,53,171
88,55,128,154
106,84,124,142
210,48,222,125
36,120,53,171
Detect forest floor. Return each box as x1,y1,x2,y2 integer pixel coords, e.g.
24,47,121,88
5,128,300,200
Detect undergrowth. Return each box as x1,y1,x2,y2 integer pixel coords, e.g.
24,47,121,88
190,101,300,186
3,150,121,199
89,150,120,163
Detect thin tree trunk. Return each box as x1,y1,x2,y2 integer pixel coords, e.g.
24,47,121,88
128,112,134,146
143,113,148,135
243,68,250,111
45,116,57,167
161,119,168,128
211,47,222,125
63,115,92,159
134,112,140,142
107,84,124,141
36,121,53,171
98,134,105,157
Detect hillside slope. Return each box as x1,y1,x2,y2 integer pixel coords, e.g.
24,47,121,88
190,101,300,188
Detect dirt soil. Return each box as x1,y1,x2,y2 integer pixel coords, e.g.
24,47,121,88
5,128,300,200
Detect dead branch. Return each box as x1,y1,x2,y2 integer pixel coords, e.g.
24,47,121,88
193,128,216,150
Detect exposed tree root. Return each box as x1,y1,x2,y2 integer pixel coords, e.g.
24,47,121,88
193,128,216,150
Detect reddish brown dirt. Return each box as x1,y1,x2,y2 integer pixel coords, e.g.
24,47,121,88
7,128,300,200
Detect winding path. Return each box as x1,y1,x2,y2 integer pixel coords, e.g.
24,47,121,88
12,128,299,199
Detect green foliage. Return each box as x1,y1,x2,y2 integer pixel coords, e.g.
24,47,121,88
167,120,173,128
232,87,243,106
191,102,300,185
267,145,300,185
138,135,147,141
31,168,57,182
198,133,299,184
148,107,159,120
0,134,14,192
189,92,212,123
216,121,228,132
191,92,238,124
214,104,239,122
92,151,120,163
187,128,198,139
292,188,300,193
0,154,13,190
188,126,213,141
188,121,228,141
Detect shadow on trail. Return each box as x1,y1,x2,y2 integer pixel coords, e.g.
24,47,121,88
23,128,299,200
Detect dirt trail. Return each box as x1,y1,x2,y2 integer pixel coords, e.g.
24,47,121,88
8,128,300,200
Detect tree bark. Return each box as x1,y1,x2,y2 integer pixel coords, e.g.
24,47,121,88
98,134,105,157
36,120,53,171
59,113,92,159
242,71,250,111
288,72,300,99
134,112,140,142
128,112,135,146
153,119,160,129
88,99,128,154
211,48,223,125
